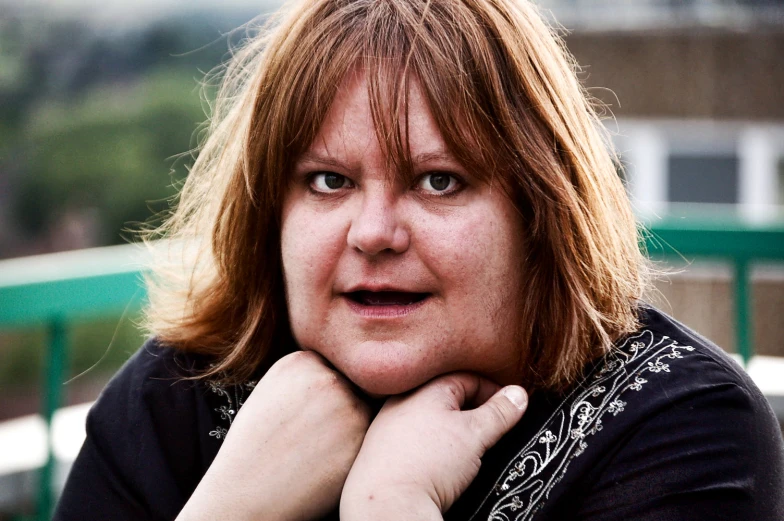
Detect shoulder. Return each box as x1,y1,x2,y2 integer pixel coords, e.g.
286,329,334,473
461,304,784,521
92,339,260,444
89,338,209,424
581,303,782,480
627,303,774,422
85,338,222,460
56,340,224,520
635,302,754,383
95,340,224,503
564,305,784,519
550,303,777,456
104,336,206,387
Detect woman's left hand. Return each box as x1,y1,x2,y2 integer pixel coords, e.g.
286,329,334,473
340,373,528,520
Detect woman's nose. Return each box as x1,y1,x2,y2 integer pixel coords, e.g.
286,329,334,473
346,191,410,256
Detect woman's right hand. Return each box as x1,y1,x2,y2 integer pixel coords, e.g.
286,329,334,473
176,350,371,521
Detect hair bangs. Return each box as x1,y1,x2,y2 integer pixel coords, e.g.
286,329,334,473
359,2,508,190
272,0,514,190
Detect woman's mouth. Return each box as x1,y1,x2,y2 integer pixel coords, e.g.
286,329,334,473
343,290,431,318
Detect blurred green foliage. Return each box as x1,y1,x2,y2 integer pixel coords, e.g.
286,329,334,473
15,67,203,242
0,10,257,391
0,12,250,254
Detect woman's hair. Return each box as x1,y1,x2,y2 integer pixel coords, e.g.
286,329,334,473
143,0,650,392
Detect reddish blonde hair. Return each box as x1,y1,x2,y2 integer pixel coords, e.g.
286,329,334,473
144,0,649,391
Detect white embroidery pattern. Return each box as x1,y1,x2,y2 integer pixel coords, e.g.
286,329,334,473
469,330,695,521
207,378,258,439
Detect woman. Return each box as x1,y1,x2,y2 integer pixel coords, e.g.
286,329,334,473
55,0,783,520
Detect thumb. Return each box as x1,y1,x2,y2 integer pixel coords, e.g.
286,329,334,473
468,386,528,451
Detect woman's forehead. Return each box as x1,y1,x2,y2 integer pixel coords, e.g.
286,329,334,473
295,71,462,176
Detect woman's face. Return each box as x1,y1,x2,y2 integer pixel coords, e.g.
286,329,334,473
281,72,526,395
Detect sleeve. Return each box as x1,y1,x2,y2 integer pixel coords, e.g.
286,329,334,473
573,379,784,521
53,341,218,521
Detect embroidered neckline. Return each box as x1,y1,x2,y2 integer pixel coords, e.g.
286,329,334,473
469,330,695,521
206,378,257,440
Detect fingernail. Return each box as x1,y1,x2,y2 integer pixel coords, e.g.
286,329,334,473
502,387,528,410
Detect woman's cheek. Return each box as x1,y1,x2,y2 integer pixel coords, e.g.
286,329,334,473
283,205,344,278
415,210,498,279
282,205,349,331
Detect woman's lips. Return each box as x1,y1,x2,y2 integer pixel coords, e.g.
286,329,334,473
343,290,431,318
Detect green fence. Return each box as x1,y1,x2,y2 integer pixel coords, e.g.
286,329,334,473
0,245,148,521
1,221,783,520
643,219,784,362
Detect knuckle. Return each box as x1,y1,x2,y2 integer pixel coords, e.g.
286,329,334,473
311,368,342,390
291,350,322,365
334,383,370,421
274,350,307,369
278,350,325,372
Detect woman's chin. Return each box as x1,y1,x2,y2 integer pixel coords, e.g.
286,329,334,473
331,352,441,396
343,365,429,396
306,338,454,396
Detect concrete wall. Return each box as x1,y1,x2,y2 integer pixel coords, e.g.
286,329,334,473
645,264,784,357
565,28,784,120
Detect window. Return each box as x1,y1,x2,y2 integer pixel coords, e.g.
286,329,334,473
667,154,739,204
778,156,784,207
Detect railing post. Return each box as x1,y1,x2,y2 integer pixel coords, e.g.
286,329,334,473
37,317,68,521
734,259,752,366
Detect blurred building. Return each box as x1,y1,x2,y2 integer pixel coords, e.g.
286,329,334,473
542,0,784,221
541,0,784,356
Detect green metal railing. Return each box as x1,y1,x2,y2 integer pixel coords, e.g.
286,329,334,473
0,221,783,520
643,219,784,363
0,245,149,521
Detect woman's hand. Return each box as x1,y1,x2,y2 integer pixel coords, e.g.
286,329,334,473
177,350,371,521
340,373,528,520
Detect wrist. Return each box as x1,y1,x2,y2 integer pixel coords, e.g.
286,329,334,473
177,464,289,521
340,483,442,521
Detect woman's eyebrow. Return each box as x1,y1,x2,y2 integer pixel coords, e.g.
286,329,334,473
295,152,349,169
296,150,459,168
412,151,459,164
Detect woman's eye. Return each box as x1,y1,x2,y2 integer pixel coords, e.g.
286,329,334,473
418,173,460,194
310,172,352,193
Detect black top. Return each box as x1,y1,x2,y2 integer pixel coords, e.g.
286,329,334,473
54,305,784,521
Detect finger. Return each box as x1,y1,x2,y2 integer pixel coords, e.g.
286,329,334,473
422,372,501,411
465,376,504,409
467,386,528,451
